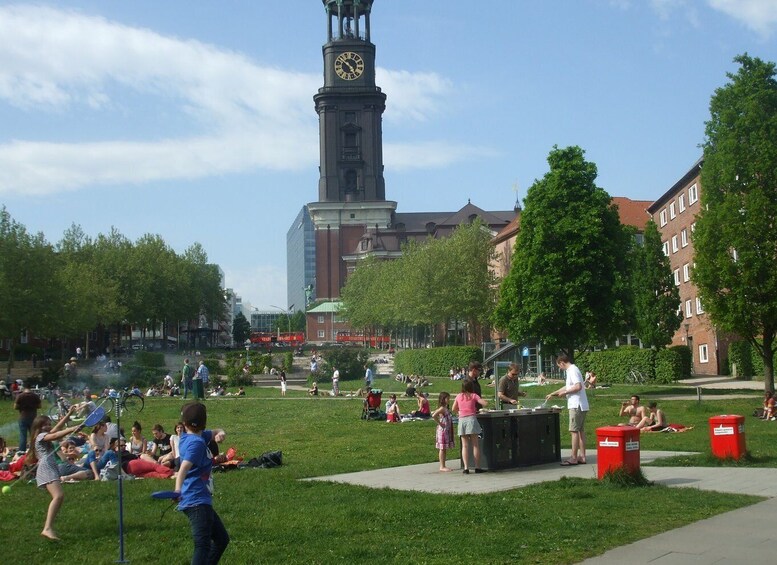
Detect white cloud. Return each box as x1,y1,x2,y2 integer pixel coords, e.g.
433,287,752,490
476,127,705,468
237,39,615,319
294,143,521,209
0,5,491,196
707,0,777,36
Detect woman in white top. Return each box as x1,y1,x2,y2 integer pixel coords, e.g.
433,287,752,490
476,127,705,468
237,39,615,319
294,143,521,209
169,421,185,470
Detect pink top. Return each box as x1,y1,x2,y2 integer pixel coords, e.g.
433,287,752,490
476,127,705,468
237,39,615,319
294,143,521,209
455,392,482,417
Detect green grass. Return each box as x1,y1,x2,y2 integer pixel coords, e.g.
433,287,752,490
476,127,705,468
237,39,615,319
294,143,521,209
0,384,769,564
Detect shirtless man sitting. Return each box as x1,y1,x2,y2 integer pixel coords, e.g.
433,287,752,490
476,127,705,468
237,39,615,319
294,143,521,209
619,395,647,427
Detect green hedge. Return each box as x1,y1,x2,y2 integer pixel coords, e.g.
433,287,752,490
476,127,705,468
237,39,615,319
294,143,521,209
394,346,482,377
728,340,776,380
670,345,692,380
576,347,683,384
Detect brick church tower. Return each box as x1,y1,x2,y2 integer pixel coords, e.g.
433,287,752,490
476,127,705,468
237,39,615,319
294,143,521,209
307,0,397,300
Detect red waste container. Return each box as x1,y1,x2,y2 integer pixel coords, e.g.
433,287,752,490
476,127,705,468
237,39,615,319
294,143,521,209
709,415,746,460
596,426,640,479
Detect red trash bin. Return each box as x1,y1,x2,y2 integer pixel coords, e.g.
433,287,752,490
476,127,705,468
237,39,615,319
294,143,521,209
596,426,640,479
709,415,746,460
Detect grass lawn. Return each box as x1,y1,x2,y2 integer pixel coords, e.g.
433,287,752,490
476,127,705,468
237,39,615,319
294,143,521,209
0,378,769,564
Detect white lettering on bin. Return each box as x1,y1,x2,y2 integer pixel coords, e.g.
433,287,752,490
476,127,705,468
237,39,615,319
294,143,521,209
714,426,735,436
599,438,619,447
625,440,640,451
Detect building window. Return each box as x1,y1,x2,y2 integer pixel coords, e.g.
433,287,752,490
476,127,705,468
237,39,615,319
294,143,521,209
730,247,738,262
685,300,692,318
672,235,678,253
662,241,669,256
689,183,698,204
681,228,688,247
696,297,704,314
317,330,325,338
679,194,686,212
699,343,709,363
669,202,676,219
660,209,667,227
318,315,324,323
673,269,680,286
683,263,690,282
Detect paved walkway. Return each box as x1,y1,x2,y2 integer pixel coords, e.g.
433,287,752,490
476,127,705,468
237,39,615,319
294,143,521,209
306,449,777,564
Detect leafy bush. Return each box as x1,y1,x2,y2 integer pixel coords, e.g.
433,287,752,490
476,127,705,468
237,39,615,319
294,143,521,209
225,366,254,388
670,345,692,379
728,341,756,379
133,351,166,368
655,348,683,383
394,346,482,377
321,348,370,382
576,347,656,384
283,352,294,373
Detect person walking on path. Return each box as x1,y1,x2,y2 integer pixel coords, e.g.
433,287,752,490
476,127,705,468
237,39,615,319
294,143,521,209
364,364,374,389
182,358,194,399
547,353,589,466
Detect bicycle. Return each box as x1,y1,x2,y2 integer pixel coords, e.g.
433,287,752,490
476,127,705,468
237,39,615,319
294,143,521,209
625,368,645,385
103,387,145,417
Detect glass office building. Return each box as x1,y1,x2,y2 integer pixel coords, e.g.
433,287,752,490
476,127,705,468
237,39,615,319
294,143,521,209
286,205,316,313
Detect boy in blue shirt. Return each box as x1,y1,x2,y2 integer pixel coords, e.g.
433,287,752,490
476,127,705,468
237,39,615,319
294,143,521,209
174,402,229,564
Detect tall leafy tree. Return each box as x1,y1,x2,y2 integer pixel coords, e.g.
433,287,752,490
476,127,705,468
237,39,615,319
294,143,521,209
632,220,682,348
0,207,60,371
493,146,629,359
232,312,251,345
693,54,777,392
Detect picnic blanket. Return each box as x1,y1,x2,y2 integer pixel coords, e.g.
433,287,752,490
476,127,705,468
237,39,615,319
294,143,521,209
642,424,694,433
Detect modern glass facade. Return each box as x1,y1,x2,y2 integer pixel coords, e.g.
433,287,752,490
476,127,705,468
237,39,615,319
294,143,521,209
286,205,316,313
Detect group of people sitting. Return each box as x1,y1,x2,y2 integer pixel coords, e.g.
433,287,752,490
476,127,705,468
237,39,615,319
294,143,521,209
385,392,432,423
618,395,667,431
55,419,186,481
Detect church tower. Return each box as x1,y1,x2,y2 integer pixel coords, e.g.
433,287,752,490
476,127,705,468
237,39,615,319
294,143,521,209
308,0,396,300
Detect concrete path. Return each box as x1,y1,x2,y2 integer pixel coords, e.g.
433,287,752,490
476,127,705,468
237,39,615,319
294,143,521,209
306,450,777,563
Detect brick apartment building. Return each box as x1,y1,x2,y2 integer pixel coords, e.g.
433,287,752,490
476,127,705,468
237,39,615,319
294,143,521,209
647,159,731,375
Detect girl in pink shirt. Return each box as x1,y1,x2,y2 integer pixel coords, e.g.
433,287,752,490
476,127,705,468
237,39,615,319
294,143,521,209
452,380,488,474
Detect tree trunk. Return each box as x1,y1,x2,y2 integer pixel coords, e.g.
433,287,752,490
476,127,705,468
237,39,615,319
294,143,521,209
763,330,775,393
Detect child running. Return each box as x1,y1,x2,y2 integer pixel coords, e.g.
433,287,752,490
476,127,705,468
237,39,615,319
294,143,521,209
432,392,455,472
29,405,83,540
175,401,230,564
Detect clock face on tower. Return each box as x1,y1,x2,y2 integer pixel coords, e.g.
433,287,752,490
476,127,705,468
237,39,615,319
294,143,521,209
334,52,365,80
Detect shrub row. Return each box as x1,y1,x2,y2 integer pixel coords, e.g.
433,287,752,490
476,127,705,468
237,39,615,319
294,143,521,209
394,346,482,377
576,346,688,384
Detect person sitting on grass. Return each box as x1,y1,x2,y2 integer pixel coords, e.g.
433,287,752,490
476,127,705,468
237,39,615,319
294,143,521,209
640,402,668,432
385,394,401,423
760,391,775,420
584,371,597,389
619,395,647,426
308,382,319,396
409,392,432,419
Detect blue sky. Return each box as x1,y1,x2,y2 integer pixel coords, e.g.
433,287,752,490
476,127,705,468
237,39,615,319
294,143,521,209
1,0,776,310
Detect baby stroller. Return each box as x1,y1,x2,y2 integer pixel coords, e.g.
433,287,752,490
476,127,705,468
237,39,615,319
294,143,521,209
361,389,383,420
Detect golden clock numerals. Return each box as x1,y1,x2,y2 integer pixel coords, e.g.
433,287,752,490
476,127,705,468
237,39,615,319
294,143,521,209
335,52,364,80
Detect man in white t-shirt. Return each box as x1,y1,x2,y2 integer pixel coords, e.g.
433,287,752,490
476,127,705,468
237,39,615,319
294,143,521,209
547,353,589,466
331,367,340,396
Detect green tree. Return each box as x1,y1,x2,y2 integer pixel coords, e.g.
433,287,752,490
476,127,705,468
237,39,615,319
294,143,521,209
232,312,251,345
632,220,682,348
0,207,60,371
493,145,629,359
693,54,777,392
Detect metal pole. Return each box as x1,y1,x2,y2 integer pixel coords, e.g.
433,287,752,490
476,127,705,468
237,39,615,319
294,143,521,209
115,397,128,563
